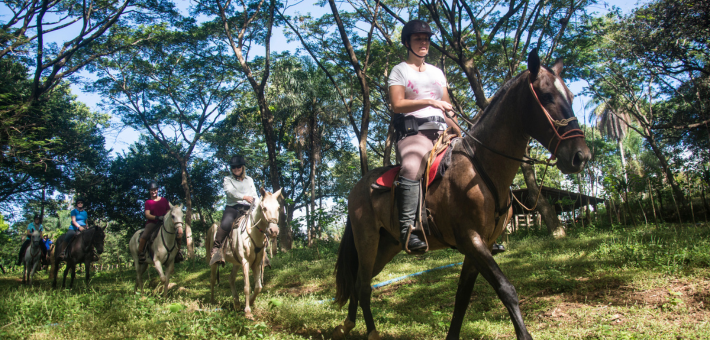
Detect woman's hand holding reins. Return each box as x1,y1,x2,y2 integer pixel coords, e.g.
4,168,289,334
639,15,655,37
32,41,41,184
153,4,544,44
429,99,453,113
243,195,254,204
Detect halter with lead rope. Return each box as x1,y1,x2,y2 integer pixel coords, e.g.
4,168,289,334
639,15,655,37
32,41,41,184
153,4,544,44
453,73,585,221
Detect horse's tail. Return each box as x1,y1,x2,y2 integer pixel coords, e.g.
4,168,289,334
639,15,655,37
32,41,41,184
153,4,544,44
334,216,358,308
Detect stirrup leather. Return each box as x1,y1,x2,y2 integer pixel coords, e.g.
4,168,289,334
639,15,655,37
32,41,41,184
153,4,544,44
404,182,429,254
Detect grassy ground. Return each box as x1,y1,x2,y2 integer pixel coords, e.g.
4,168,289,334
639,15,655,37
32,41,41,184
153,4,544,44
2,223,710,339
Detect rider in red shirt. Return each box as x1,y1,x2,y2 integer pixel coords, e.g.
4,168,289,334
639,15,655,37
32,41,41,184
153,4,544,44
138,181,183,263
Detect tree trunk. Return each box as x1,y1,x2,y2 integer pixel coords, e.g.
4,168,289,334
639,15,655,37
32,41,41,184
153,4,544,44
647,178,659,226
520,160,564,238
282,203,295,251
328,0,370,176
383,118,395,167
645,133,684,204
179,162,195,258
617,138,628,183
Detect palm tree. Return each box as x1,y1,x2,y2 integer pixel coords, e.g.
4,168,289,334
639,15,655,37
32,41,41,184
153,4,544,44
590,101,630,182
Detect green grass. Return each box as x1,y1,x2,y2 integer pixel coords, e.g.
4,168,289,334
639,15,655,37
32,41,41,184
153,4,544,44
2,224,710,339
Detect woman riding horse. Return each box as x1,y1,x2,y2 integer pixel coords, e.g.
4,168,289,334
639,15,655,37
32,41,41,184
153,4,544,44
209,155,259,266
60,198,87,260
138,181,183,263
389,20,460,252
17,214,47,265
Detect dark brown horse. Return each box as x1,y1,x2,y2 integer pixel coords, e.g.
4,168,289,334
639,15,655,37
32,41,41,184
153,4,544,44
52,226,106,288
332,50,591,340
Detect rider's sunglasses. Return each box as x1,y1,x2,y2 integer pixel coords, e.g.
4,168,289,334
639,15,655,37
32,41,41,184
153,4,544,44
231,165,243,169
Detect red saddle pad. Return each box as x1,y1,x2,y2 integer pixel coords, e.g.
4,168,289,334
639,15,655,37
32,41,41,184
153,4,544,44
374,146,449,189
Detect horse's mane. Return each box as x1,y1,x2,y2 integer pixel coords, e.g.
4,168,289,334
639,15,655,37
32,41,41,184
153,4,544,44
469,71,529,136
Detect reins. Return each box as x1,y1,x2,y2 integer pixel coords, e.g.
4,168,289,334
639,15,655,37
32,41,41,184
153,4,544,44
158,212,182,263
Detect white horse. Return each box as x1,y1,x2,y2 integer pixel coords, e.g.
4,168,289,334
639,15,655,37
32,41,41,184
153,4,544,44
129,203,184,296
22,230,42,285
207,188,281,319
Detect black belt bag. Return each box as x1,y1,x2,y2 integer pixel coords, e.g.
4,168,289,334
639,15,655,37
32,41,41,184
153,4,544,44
393,114,446,140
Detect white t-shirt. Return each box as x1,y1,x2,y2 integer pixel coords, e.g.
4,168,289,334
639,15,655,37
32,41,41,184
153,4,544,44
223,174,259,206
388,62,448,130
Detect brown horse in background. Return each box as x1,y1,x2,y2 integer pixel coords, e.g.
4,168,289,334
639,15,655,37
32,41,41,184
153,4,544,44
52,226,106,288
332,50,591,340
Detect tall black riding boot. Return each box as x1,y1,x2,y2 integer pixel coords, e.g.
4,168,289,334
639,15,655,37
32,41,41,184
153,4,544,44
209,226,230,266
396,177,427,252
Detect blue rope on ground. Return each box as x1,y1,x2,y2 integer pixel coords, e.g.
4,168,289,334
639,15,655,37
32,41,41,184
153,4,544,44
315,262,463,304
371,262,463,289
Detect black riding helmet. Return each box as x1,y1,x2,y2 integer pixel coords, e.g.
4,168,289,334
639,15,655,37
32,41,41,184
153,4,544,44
147,180,160,191
229,155,246,168
401,20,433,58
75,196,86,205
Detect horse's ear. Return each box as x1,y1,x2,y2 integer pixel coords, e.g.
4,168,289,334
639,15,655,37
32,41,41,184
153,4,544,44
528,48,540,81
551,58,564,77
274,188,282,199
260,187,266,197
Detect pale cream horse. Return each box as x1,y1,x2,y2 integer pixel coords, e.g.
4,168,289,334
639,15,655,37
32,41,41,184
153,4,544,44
22,230,43,285
129,203,184,296
207,188,281,319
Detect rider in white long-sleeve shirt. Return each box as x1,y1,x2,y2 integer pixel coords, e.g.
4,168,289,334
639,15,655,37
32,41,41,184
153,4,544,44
209,155,259,265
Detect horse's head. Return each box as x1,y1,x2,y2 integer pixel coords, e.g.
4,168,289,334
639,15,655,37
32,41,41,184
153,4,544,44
31,230,42,246
524,49,591,174
258,187,282,239
92,226,107,254
167,203,185,231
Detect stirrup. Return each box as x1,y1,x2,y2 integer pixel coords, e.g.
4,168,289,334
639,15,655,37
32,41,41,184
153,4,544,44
138,251,146,263
209,250,224,266
403,225,428,254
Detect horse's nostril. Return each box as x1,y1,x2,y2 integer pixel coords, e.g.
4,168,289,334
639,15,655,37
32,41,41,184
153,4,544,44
572,151,584,168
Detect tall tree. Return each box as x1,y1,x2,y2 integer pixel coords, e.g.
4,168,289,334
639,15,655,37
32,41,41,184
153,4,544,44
91,24,241,256
0,60,108,215
195,0,294,249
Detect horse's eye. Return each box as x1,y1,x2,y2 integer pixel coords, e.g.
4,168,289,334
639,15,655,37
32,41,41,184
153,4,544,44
541,93,555,104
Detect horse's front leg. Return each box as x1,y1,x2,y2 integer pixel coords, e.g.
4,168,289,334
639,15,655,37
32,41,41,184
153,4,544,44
22,262,27,284
153,259,168,297
85,259,91,285
29,260,39,285
446,256,479,340
468,234,531,340
249,257,264,306
165,260,174,297
69,264,76,288
229,264,241,311
210,264,218,304
134,259,143,293
241,259,253,319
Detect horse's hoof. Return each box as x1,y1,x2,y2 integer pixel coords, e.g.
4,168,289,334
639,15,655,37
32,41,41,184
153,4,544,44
367,330,380,340
332,318,355,339
245,312,254,320
332,326,347,340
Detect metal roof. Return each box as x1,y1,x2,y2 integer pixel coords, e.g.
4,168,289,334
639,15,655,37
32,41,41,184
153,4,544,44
511,187,606,214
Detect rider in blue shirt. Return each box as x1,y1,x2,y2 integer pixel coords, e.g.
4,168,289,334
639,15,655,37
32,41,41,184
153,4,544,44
17,214,47,265
60,197,88,260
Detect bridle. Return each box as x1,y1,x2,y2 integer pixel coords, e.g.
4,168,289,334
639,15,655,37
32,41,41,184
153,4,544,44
159,210,183,263
29,235,42,259
526,74,585,160
457,72,586,219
